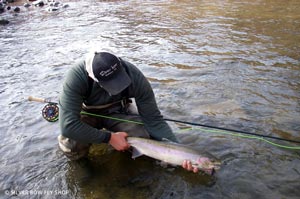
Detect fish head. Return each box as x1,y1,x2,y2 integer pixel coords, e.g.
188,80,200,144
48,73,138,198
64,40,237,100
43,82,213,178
192,157,221,175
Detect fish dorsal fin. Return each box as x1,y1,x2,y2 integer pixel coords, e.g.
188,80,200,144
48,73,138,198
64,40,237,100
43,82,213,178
131,147,143,159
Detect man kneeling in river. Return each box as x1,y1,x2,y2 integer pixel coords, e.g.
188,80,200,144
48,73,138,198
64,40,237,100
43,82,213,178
58,51,197,172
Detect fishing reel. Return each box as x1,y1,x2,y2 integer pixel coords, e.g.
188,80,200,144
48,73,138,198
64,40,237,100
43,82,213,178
42,103,59,122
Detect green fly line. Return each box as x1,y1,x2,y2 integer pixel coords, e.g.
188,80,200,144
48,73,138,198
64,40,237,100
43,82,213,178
81,111,144,125
80,111,300,150
179,127,300,150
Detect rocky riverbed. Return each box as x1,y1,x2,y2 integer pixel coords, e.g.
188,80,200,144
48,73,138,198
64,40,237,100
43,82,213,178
0,0,69,25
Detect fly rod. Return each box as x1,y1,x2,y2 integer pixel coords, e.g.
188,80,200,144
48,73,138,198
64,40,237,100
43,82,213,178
28,96,300,147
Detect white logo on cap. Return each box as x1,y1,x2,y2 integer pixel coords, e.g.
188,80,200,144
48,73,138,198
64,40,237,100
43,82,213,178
99,63,118,77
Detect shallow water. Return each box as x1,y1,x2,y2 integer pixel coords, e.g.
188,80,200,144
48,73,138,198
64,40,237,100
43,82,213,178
1,0,300,198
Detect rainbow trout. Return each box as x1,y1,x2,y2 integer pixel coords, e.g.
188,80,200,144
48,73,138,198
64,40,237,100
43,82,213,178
127,137,221,175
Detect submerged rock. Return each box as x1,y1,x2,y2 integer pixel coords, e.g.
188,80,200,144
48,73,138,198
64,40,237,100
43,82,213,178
0,2,4,13
24,3,31,7
45,1,69,12
49,1,59,6
32,0,44,7
62,3,68,8
46,6,58,12
0,18,9,25
13,6,20,12
0,0,69,15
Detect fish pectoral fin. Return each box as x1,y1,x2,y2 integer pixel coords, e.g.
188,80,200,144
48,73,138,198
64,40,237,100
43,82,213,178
131,147,143,159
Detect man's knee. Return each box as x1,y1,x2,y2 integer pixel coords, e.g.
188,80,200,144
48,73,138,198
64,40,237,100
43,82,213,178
58,135,91,160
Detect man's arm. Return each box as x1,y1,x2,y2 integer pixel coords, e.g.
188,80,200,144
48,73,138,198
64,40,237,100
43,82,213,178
127,63,178,142
59,63,111,144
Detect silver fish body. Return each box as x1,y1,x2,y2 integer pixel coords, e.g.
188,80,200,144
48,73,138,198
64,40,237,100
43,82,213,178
127,137,221,175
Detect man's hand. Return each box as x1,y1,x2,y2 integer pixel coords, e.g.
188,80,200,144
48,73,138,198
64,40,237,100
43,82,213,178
109,132,130,151
182,160,199,173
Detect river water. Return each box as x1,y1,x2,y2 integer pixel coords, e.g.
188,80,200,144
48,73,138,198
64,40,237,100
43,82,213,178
1,0,300,198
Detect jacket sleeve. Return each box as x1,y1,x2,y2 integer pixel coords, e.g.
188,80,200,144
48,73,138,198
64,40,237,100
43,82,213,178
132,67,178,142
59,62,111,144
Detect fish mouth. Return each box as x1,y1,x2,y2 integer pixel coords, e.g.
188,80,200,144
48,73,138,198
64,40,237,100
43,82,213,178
205,162,220,176
202,167,216,176
192,157,221,175
211,161,221,170
199,160,221,175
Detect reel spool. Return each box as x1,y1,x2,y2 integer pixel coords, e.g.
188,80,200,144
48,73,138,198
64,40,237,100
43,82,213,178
42,103,59,122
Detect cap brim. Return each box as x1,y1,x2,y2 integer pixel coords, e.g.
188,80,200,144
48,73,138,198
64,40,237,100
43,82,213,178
98,67,131,95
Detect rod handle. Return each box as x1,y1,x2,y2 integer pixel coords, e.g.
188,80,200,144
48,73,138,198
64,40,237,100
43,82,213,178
28,96,48,103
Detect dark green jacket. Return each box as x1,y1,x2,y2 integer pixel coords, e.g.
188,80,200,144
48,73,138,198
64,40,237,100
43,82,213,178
59,59,177,143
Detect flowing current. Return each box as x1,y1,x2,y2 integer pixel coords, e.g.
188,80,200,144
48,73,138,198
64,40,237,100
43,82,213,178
0,0,300,198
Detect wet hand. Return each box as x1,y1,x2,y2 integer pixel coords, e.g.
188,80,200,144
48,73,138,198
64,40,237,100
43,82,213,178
182,160,199,173
109,132,130,151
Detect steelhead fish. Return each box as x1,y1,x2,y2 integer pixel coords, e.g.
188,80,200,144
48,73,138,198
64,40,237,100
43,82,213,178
127,137,221,175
